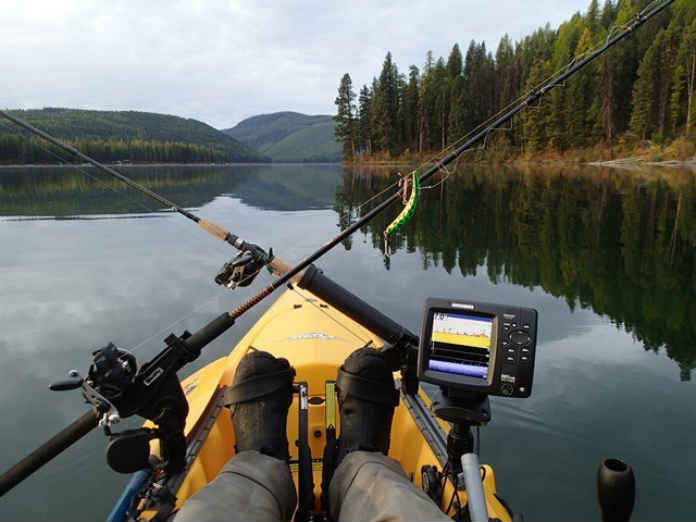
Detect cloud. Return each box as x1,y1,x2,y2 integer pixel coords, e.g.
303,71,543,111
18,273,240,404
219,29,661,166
2,0,591,128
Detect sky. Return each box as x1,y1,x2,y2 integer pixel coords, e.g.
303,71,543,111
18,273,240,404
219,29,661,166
2,0,593,129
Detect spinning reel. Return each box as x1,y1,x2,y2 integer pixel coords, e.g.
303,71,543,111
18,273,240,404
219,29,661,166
215,243,272,289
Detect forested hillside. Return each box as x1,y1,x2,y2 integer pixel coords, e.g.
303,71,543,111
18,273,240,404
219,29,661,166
223,112,341,162
0,108,265,164
333,0,696,160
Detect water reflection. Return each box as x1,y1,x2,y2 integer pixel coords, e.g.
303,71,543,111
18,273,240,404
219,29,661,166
1,164,693,521
0,164,342,217
336,165,696,381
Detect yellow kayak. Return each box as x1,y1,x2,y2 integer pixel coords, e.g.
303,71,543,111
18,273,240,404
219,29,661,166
121,286,513,521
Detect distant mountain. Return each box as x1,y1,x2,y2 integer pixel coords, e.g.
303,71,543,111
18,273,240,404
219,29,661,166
0,108,265,163
223,111,341,162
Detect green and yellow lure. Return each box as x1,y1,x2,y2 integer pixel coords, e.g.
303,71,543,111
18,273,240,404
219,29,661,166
384,170,420,248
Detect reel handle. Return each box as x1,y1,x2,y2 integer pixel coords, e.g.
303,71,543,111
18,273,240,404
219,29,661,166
49,377,83,391
0,409,100,496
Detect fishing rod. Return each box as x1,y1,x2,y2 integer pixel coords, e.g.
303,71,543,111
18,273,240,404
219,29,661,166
0,109,299,289
223,0,675,320
0,0,674,497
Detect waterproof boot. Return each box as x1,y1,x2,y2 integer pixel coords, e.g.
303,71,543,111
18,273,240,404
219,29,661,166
227,350,296,461
321,347,400,508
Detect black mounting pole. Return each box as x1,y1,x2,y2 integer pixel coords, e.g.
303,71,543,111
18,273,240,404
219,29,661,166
0,307,237,497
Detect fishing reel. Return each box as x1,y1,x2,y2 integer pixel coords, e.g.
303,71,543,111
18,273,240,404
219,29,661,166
50,338,192,475
215,243,271,290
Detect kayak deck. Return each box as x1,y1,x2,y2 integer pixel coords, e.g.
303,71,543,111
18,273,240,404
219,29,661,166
139,287,511,520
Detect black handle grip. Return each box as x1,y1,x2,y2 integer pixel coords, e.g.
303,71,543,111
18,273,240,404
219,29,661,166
0,409,99,496
597,458,635,522
298,265,418,347
48,377,83,391
182,312,236,357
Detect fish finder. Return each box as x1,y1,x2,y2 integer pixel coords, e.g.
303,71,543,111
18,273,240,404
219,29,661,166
418,297,537,398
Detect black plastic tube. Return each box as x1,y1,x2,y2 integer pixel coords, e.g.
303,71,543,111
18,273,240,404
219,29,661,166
183,312,236,357
0,409,100,496
298,265,418,347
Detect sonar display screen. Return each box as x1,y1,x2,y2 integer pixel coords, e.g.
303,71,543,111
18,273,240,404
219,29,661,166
429,312,493,380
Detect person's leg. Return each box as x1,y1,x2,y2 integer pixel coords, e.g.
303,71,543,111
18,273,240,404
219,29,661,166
330,451,451,522
322,348,449,522
175,450,296,522
175,351,298,522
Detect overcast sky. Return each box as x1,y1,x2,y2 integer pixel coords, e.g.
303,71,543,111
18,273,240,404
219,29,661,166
3,0,592,129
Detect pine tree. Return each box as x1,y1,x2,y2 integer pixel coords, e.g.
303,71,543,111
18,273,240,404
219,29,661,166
433,58,448,149
369,77,380,152
521,61,552,152
586,0,600,33
613,0,642,134
404,66,420,150
375,52,400,156
358,85,372,153
595,1,617,142
630,33,660,139
548,15,583,150
334,73,357,158
495,35,516,111
419,51,436,153
671,19,696,134
566,28,598,146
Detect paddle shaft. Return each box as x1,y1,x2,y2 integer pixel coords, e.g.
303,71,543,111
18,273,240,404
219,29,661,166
0,409,99,497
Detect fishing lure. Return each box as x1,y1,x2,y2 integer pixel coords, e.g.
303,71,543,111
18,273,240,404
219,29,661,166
384,170,420,254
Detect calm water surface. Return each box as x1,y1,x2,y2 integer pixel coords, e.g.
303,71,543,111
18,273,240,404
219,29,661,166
0,164,693,521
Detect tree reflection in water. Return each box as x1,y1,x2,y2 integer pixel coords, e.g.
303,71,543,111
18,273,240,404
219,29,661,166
335,165,696,381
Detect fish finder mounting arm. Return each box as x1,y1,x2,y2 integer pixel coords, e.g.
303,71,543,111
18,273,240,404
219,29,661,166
418,297,538,521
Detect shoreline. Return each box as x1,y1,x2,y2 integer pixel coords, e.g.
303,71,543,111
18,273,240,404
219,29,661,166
347,157,696,170
0,161,342,169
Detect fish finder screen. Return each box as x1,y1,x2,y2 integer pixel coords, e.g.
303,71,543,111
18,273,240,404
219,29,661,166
428,312,493,380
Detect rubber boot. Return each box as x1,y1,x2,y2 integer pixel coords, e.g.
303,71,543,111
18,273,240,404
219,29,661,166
321,347,398,509
229,350,296,461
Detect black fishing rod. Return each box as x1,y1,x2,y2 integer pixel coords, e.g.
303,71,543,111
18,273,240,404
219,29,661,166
223,0,675,321
0,0,673,497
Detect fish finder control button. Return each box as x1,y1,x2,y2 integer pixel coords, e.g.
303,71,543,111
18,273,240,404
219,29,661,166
509,330,531,346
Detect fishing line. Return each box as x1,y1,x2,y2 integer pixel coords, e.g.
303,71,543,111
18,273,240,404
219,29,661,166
352,0,672,252
129,265,272,355
288,284,369,344
3,130,265,362
12,128,242,263
224,0,675,326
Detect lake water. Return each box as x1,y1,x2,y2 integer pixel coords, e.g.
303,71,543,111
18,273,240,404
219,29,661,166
0,164,693,521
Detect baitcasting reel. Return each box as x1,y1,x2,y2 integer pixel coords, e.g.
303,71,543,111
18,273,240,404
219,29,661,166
215,243,272,290
50,339,192,475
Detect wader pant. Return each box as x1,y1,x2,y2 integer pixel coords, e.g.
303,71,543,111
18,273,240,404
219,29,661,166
175,450,451,522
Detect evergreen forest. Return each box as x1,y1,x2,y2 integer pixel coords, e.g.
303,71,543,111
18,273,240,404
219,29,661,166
333,0,696,160
0,108,264,164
